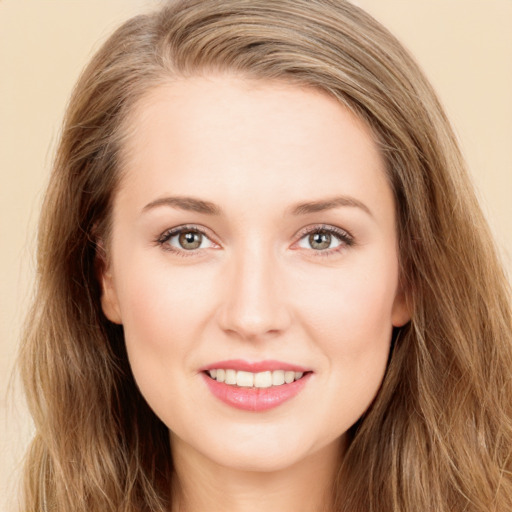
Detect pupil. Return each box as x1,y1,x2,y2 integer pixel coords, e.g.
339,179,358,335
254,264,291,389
310,231,331,250
179,231,202,249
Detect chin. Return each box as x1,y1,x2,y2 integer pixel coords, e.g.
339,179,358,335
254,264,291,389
175,423,342,474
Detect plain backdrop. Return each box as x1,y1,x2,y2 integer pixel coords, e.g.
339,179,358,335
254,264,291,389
1,1,511,510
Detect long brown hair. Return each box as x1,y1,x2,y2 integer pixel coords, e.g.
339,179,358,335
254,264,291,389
19,1,512,510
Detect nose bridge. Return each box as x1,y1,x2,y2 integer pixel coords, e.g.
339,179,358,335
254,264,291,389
218,237,290,339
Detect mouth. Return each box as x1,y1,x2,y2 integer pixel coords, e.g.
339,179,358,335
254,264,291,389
205,368,308,388
201,360,312,411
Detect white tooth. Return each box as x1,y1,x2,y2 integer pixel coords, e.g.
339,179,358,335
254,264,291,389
294,372,304,380
225,369,236,385
284,371,295,384
209,369,217,379
272,370,285,386
254,371,272,388
216,369,225,383
236,371,254,387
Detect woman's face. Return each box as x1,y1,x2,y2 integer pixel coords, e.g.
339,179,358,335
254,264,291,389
100,75,409,472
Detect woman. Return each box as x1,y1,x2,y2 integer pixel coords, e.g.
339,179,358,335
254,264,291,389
19,0,512,510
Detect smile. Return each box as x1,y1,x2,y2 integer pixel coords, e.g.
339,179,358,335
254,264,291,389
201,360,312,412
207,369,305,388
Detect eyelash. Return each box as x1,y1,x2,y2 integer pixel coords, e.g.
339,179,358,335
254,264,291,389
156,225,216,258
156,224,354,258
294,224,355,257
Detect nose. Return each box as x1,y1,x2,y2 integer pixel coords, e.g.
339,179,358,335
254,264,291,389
216,243,292,341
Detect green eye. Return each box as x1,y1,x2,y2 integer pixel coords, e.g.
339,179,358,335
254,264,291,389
178,231,203,250
159,227,216,253
308,231,333,250
298,229,343,251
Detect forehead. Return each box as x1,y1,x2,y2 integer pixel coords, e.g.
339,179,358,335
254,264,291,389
116,75,393,218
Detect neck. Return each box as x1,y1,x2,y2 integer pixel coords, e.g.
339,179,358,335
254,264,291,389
170,436,344,512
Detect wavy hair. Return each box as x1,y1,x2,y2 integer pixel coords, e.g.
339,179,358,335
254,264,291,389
19,1,512,510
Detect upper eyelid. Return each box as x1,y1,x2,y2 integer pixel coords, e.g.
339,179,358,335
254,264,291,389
293,223,353,241
158,224,216,242
158,223,351,237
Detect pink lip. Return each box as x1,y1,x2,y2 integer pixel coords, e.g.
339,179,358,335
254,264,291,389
200,359,309,373
200,360,312,412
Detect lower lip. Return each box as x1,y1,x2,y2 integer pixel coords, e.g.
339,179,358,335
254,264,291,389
202,372,311,411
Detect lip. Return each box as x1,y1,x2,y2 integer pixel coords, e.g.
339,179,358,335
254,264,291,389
200,360,312,412
200,359,310,373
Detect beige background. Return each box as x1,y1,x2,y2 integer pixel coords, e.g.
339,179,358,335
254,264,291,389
1,1,511,510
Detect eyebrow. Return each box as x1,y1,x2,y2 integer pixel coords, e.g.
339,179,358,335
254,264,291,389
142,194,372,217
142,196,221,215
289,196,373,217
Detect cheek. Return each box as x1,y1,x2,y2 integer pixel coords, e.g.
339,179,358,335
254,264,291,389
113,254,217,376
294,256,399,353
293,258,397,425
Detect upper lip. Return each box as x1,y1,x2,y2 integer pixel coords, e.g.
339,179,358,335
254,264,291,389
200,359,310,373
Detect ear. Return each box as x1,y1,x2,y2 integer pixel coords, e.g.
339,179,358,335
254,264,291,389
95,241,122,324
391,284,411,327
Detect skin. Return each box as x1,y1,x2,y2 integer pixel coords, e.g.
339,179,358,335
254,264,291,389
100,75,410,512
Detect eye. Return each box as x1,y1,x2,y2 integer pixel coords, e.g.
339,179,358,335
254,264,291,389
157,226,217,253
296,226,353,253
